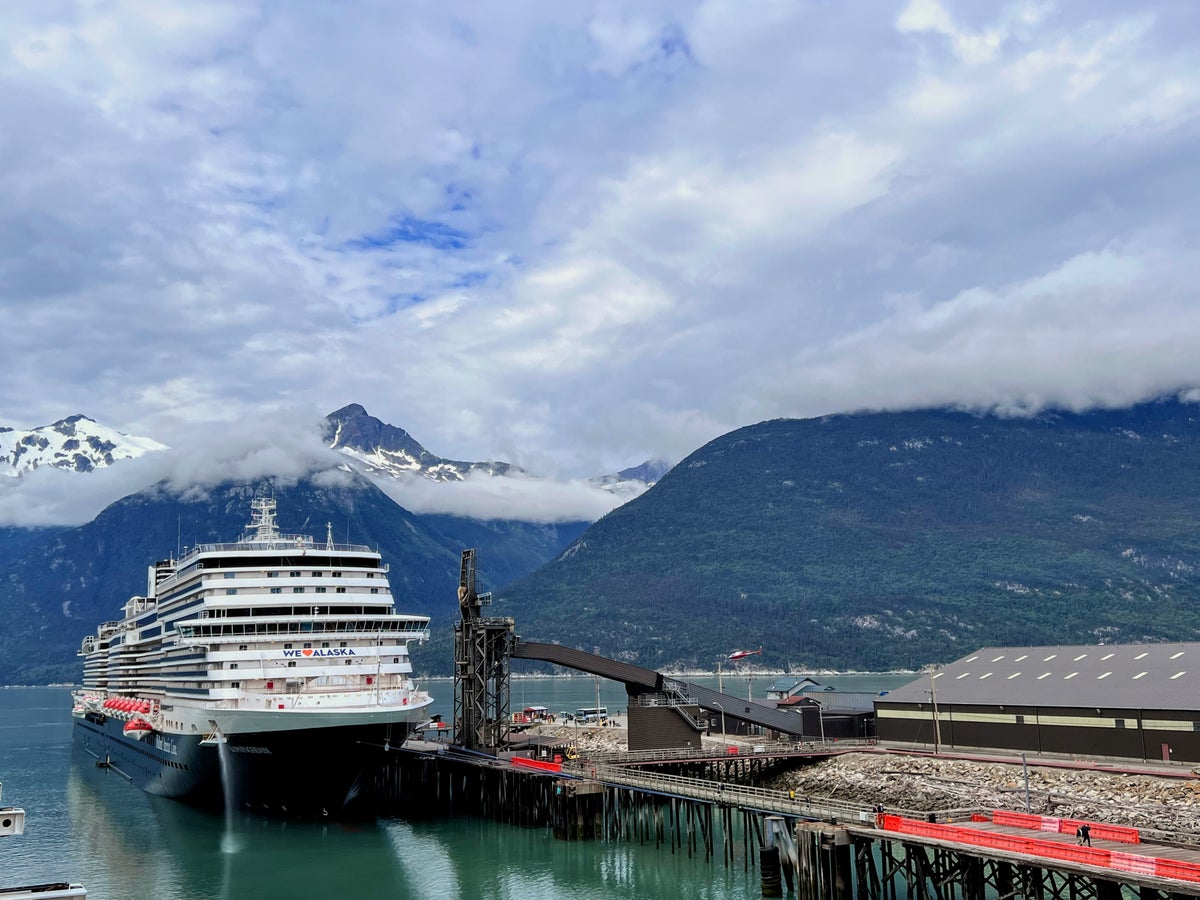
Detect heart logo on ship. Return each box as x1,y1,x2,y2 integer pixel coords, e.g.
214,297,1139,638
302,649,313,657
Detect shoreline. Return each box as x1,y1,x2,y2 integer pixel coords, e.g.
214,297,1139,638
414,669,918,681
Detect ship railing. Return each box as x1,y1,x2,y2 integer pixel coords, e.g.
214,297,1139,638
176,622,430,640
177,539,374,561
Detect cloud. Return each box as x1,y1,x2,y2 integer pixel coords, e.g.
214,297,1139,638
371,470,622,524
2,1,1199,492
0,408,340,526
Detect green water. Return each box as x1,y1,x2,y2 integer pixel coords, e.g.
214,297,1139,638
0,674,913,899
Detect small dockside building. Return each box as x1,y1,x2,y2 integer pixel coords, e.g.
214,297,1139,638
877,642,1200,763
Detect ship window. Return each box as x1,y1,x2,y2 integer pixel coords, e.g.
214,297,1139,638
394,657,399,664
322,642,329,648
267,572,278,578
290,571,301,578
224,572,235,579
293,587,305,593
239,644,247,651
225,589,237,595
340,642,347,647
332,572,342,577
270,588,282,594
316,587,327,594
287,661,296,668
312,571,322,577
284,643,293,649
370,588,379,594
336,587,346,593
230,663,238,669
232,681,240,688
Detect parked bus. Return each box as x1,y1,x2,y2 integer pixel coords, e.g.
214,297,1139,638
575,706,608,724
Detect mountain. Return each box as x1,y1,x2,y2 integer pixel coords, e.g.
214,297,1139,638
324,402,665,501
0,414,165,477
498,400,1200,673
325,403,523,482
590,458,673,502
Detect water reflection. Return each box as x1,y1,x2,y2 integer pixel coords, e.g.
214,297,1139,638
67,750,408,900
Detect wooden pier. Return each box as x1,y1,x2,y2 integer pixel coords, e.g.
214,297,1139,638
378,742,1200,899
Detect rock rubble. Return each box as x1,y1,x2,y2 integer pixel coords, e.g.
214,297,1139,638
768,753,1200,837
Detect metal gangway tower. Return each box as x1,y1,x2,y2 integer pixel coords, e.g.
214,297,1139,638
453,549,516,752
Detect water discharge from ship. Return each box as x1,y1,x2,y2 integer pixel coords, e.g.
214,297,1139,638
214,729,241,854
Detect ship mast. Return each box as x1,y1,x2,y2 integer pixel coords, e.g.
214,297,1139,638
245,497,281,543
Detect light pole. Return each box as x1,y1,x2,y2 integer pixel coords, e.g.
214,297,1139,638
925,665,942,754
817,701,825,744
1021,752,1031,812
717,660,724,695
714,701,726,737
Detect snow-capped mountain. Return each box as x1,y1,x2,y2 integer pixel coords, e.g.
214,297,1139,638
1,403,666,507
0,414,166,477
324,403,525,482
323,403,667,501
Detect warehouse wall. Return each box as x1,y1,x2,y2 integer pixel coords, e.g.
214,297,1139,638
876,702,1200,763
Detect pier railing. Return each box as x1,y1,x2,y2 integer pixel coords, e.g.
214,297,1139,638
585,761,962,824
586,738,877,766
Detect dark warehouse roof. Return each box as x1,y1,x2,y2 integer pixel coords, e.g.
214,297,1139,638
881,643,1200,710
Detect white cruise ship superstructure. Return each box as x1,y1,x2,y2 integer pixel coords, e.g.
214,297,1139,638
72,497,433,817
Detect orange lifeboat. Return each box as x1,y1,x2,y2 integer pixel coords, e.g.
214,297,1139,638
124,719,154,740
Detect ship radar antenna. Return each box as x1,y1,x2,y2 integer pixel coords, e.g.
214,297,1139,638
326,522,334,550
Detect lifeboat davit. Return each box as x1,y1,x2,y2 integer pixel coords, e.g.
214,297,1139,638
124,719,154,740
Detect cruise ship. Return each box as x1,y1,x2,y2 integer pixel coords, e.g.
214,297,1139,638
72,497,434,817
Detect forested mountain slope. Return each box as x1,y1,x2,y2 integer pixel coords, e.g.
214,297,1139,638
499,401,1200,672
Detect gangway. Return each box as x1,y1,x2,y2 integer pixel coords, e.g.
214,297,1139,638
511,640,803,737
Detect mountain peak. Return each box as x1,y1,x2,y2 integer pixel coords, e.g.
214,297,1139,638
324,404,428,458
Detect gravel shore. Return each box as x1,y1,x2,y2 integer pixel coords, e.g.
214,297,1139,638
767,753,1200,836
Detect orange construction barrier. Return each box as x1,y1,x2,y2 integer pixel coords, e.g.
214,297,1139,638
877,815,1200,885
510,756,563,773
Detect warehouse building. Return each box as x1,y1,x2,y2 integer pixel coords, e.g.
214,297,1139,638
876,642,1200,763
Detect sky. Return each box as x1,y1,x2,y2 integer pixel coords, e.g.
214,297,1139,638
4,0,1200,525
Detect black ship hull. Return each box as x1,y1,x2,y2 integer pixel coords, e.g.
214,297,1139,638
73,711,411,818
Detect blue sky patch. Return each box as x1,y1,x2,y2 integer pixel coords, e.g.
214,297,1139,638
347,216,470,251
